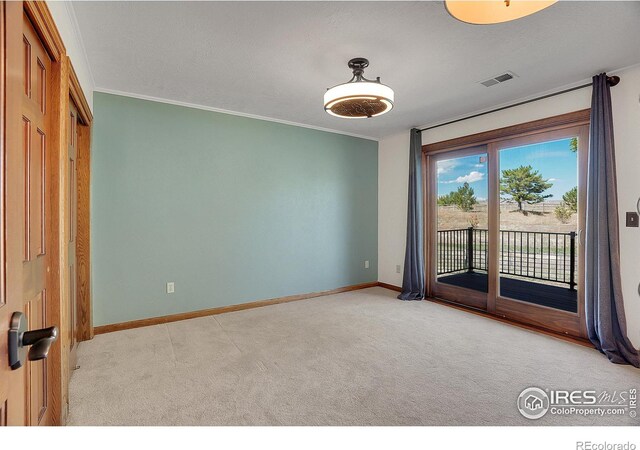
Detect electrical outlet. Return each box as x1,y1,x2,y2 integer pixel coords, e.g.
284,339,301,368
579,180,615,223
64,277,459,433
364,260,370,269
396,264,401,274
166,282,175,294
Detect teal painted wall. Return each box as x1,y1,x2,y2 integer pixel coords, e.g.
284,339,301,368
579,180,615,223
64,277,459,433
91,93,378,326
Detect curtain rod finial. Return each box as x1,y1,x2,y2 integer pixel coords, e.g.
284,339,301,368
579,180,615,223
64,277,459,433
607,75,620,86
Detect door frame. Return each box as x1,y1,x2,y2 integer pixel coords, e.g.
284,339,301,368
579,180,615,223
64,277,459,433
2,0,92,425
422,109,591,340
69,61,93,344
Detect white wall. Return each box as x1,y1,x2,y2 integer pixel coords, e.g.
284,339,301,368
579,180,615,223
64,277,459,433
47,1,94,110
378,64,640,347
611,66,640,348
378,131,410,286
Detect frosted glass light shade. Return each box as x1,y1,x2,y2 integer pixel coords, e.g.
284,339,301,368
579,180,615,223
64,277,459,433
324,81,394,119
446,1,557,24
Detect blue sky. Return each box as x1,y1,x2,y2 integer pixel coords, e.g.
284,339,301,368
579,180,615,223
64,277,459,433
436,138,578,201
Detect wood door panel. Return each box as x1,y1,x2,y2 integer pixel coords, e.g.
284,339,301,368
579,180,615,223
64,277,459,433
36,58,46,113
76,122,92,340
495,296,581,337
22,116,31,261
25,290,48,425
23,36,30,97
432,282,487,311
68,100,78,369
36,128,46,255
29,127,44,259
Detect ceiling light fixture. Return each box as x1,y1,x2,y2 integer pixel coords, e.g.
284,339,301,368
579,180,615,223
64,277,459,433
445,0,557,25
324,58,394,119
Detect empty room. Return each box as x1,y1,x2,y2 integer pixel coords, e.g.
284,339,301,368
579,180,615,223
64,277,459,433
2,0,640,445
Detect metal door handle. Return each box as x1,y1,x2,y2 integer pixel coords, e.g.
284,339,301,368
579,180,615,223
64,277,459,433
8,312,58,370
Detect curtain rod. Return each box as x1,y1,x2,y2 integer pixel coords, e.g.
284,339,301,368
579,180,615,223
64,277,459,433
418,75,620,133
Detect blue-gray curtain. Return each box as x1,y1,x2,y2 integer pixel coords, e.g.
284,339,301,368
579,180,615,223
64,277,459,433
398,129,425,300
585,73,639,367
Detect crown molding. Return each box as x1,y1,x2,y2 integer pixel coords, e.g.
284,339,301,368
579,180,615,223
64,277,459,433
93,88,379,142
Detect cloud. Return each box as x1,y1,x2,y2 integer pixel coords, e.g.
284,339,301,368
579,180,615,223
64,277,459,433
437,159,457,175
454,171,485,183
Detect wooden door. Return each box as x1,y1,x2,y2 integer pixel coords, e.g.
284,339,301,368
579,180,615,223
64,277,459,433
22,10,52,426
68,100,79,371
0,4,54,426
0,0,13,426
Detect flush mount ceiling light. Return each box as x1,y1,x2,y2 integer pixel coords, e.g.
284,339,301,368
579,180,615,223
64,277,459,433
446,0,557,25
324,58,394,119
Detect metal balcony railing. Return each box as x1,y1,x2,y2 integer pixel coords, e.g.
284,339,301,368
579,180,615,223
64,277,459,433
436,227,577,290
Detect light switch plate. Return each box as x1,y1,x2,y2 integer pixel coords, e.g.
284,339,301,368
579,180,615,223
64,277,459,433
166,282,175,294
626,211,639,228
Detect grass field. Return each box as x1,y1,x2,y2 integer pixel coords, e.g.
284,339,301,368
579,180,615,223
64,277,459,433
437,201,577,234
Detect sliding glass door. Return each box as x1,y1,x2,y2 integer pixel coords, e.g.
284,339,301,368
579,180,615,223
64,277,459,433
492,127,588,337
426,122,589,338
429,146,490,310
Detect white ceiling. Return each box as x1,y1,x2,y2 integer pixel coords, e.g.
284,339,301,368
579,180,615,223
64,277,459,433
72,1,640,140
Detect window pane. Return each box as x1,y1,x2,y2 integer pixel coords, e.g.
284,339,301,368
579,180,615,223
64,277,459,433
498,137,578,312
436,153,489,293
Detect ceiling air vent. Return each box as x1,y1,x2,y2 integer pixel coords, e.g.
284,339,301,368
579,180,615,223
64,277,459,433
480,71,518,87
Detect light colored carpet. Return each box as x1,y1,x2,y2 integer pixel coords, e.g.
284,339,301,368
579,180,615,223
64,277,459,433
68,287,639,425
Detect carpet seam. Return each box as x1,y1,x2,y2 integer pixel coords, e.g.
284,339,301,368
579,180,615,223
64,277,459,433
213,315,244,355
164,324,178,367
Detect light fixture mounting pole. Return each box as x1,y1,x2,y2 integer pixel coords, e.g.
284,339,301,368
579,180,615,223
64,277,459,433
348,58,369,81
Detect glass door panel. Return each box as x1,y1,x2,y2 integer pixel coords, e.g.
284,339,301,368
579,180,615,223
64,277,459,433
431,148,489,309
497,137,579,313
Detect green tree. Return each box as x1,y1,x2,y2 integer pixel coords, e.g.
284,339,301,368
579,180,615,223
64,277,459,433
562,186,578,213
554,203,573,224
500,165,553,211
438,182,477,212
569,137,578,153
437,192,455,206
453,182,477,212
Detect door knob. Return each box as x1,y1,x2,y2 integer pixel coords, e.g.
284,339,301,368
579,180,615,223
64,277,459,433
8,312,58,370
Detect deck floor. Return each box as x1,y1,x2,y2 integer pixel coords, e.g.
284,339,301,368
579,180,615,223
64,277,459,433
437,272,577,313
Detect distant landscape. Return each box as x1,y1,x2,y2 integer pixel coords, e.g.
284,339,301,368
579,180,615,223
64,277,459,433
434,139,579,287
436,137,579,234
437,201,577,234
